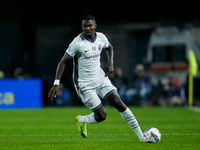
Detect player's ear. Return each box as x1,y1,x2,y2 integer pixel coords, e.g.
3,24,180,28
95,23,97,29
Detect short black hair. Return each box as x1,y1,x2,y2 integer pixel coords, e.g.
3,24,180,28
82,15,96,22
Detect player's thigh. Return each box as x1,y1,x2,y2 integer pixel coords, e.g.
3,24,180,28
106,91,127,112
79,89,106,122
79,89,102,111
98,77,127,112
98,77,117,100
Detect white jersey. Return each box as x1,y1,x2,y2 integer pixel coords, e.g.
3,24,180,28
66,32,110,92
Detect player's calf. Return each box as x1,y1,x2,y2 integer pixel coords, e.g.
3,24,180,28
94,111,107,122
120,107,143,140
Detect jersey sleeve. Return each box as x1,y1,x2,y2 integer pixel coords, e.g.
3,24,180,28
65,38,79,58
101,34,110,48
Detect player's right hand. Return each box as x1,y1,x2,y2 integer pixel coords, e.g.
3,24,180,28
105,60,114,77
48,85,59,100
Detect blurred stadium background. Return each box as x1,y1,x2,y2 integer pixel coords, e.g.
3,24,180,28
0,1,200,108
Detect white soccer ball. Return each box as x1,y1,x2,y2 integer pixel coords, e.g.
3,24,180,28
143,127,161,143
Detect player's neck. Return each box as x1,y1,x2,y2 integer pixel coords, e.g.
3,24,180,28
82,32,96,42
89,33,96,42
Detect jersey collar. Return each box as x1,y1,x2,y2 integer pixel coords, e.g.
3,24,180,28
82,32,97,43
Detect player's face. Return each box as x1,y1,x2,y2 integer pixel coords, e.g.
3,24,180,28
82,20,97,39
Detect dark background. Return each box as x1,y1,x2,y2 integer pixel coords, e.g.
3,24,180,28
1,1,200,105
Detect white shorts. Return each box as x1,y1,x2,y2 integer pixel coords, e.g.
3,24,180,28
78,77,117,111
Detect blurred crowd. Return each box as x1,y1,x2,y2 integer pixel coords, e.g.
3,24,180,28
109,64,186,107
0,52,186,107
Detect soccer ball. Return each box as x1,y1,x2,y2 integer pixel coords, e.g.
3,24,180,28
143,127,161,143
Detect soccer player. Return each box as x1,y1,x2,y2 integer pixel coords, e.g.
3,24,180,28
48,15,144,142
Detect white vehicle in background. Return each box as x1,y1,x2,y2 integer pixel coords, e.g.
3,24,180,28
147,26,200,87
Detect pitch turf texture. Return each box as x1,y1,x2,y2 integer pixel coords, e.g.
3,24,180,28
0,107,200,150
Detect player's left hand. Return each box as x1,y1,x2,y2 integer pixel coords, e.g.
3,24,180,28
105,60,114,77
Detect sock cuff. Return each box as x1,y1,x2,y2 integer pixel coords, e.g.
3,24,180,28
120,107,135,120
79,113,97,124
120,107,130,114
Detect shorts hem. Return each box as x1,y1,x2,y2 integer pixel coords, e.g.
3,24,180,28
91,103,102,111
104,89,117,100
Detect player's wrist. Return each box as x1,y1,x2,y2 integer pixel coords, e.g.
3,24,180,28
54,79,60,85
108,60,113,63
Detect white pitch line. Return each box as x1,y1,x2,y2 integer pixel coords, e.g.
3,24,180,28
0,134,78,137
162,133,200,135
0,133,200,137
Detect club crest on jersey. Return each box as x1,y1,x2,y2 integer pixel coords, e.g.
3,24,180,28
98,44,102,51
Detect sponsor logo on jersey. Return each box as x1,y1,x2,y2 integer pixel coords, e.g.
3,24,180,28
85,54,100,59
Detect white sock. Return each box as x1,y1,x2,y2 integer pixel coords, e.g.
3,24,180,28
120,108,143,140
79,113,98,124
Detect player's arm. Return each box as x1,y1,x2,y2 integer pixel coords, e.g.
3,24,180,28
48,53,71,100
105,44,114,77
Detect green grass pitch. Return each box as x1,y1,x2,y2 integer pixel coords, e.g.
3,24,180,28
0,107,200,150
